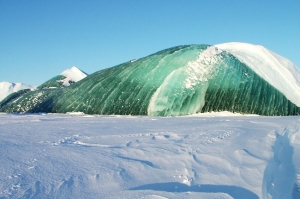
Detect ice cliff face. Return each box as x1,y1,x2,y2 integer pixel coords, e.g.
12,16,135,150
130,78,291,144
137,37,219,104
0,43,300,116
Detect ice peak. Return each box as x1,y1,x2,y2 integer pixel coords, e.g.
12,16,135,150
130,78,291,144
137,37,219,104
60,66,88,86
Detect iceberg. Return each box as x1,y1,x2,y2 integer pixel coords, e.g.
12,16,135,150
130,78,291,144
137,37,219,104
1,43,300,116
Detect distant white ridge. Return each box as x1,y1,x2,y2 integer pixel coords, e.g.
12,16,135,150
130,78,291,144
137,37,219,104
215,42,300,107
0,82,35,101
60,66,88,86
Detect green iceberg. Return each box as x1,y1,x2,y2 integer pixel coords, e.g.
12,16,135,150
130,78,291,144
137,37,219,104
1,44,300,116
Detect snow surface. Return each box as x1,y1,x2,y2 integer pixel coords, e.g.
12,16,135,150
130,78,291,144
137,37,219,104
60,66,88,86
0,113,299,199
215,42,300,107
0,82,35,102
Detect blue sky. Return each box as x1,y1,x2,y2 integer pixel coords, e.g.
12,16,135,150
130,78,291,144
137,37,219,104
1,0,299,85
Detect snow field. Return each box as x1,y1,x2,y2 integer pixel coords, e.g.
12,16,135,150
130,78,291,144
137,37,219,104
0,113,299,198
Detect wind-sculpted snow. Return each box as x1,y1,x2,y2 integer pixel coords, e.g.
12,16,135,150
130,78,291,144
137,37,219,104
262,121,300,199
0,114,299,198
0,44,300,116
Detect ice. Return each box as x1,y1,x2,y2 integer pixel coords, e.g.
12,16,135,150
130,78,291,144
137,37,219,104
1,44,300,116
215,42,300,107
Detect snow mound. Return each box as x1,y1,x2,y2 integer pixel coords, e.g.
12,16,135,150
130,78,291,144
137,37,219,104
262,120,300,198
0,82,35,101
60,66,88,86
215,42,300,107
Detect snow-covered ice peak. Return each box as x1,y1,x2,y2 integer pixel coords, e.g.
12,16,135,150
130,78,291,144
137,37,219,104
215,42,300,107
0,81,35,101
60,66,88,86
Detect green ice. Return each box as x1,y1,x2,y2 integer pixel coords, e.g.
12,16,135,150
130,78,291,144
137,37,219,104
1,45,300,116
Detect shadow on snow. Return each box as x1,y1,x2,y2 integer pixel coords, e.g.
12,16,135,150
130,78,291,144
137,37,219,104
130,182,258,199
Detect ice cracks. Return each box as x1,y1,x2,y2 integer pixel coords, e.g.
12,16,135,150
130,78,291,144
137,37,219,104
262,120,300,199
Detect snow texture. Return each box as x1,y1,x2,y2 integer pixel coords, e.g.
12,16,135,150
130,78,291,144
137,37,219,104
0,113,299,199
215,42,300,107
0,82,35,101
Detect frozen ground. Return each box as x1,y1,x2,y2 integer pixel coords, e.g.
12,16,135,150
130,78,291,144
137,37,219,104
0,113,299,199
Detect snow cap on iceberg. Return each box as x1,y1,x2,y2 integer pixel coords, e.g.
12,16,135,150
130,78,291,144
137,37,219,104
215,42,300,107
60,66,88,86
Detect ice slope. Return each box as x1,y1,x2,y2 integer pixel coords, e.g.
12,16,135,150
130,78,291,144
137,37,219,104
215,42,300,107
0,113,299,199
0,82,35,102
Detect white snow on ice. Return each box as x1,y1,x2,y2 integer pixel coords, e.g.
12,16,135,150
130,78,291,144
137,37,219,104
60,66,88,86
0,113,299,199
215,42,300,107
0,82,35,102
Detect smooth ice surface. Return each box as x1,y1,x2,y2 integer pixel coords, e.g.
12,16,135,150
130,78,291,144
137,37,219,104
0,113,299,199
215,42,300,107
0,82,35,101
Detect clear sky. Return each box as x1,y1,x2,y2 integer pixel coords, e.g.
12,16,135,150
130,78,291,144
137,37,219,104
1,0,299,86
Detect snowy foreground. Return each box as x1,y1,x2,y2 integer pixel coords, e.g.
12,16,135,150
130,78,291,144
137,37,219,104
0,113,300,199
